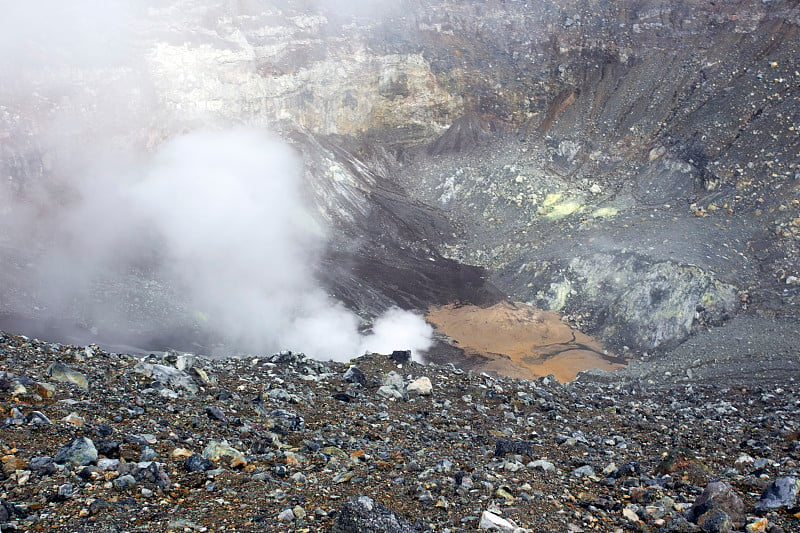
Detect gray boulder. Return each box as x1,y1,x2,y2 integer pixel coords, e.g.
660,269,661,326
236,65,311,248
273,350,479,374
331,495,417,533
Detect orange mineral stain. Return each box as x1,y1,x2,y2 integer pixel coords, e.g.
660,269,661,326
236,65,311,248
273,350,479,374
426,301,625,382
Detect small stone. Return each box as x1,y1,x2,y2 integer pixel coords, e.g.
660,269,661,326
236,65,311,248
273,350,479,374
528,459,555,472
171,448,193,459
62,413,85,426
389,350,411,364
34,382,56,398
202,442,247,468
343,366,366,386
622,508,640,523
407,376,433,396
697,510,733,533
96,458,119,471
382,371,405,390
133,362,198,394
54,437,98,467
47,362,88,390
377,385,403,400
269,409,305,434
278,508,295,522
205,405,228,424
2,456,26,475
292,505,306,519
572,465,596,478
140,446,158,462
687,482,744,528
175,353,196,371
479,510,519,531
746,518,769,533
494,486,515,502
333,471,355,483
494,438,533,458
57,483,74,499
6,407,25,425
114,474,138,491
331,496,416,533
755,476,799,512
27,411,51,426
167,519,206,531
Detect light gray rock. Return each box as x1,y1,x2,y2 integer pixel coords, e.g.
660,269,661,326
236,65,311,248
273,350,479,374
54,437,97,466
755,476,799,512
47,362,88,390
134,362,198,394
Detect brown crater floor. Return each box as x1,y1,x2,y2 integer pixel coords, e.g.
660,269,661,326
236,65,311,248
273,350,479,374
425,301,626,382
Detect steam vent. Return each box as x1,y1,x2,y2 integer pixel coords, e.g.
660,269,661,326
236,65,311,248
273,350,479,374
1,1,799,532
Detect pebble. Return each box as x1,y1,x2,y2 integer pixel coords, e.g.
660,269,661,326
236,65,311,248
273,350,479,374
331,495,416,533
46,362,88,390
479,510,522,531
343,366,366,386
572,465,596,478
54,437,98,467
277,508,295,521
687,482,744,528
202,441,247,468
755,476,799,512
407,376,433,396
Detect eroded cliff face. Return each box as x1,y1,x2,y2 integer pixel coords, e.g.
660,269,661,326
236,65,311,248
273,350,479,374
0,0,798,355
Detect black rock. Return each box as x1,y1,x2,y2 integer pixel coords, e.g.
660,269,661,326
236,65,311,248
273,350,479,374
95,440,121,459
494,437,534,458
136,461,171,490
686,482,744,528
88,499,113,516
331,495,418,533
29,456,55,475
612,461,642,478
94,424,114,437
0,499,10,522
343,366,367,386
389,351,411,365
205,405,228,424
333,393,353,402
184,453,213,473
269,409,304,435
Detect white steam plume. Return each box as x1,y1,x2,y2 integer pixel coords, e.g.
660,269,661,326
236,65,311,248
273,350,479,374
0,1,433,361
3,128,433,361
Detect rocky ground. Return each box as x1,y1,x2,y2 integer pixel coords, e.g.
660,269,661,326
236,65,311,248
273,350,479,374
1,329,798,532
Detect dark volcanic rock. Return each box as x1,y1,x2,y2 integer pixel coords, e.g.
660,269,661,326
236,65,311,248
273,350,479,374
686,482,745,528
494,438,534,458
331,495,418,533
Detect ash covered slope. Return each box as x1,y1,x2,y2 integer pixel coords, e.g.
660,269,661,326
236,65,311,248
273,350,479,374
389,0,800,353
0,332,799,532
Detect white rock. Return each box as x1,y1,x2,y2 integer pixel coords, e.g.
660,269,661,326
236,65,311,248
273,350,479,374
622,508,640,523
528,459,556,472
407,376,433,396
277,508,295,522
479,510,521,531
